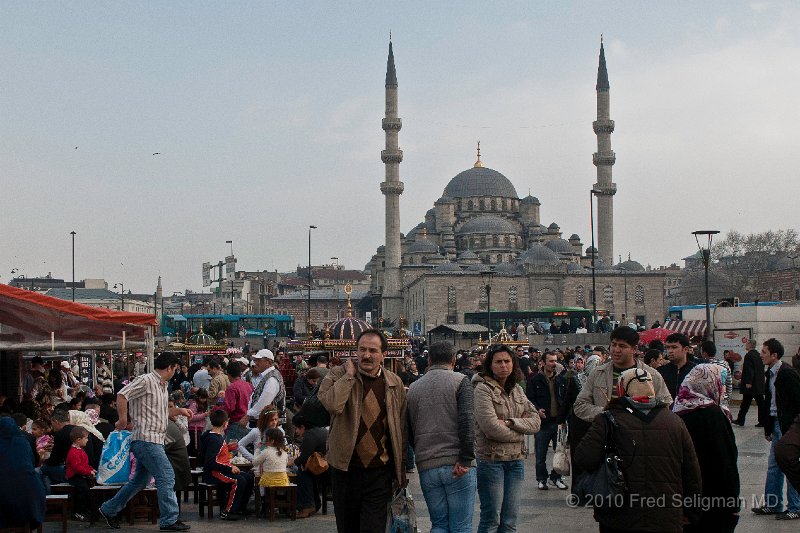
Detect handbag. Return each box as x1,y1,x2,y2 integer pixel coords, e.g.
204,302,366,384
553,424,570,476
298,382,331,428
385,487,417,533
306,451,329,475
574,411,627,506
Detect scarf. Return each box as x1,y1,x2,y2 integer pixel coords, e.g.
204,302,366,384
69,409,105,442
672,363,732,420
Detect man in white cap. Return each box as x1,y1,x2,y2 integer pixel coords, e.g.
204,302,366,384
241,349,286,428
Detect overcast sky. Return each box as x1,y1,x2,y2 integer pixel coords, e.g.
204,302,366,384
2,1,799,295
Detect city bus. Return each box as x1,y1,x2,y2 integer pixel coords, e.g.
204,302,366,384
464,307,593,334
162,314,294,339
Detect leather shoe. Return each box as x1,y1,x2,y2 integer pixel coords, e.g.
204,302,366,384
160,522,191,531
296,508,317,519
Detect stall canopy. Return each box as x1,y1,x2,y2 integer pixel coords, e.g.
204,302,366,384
0,283,156,351
663,319,707,339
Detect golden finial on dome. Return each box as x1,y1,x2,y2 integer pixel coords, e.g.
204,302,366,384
474,141,483,168
344,283,353,317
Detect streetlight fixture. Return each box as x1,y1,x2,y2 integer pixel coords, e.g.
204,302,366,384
692,230,720,340
226,240,234,314
589,189,602,329
113,283,125,311
70,231,76,302
480,266,495,340
307,225,317,338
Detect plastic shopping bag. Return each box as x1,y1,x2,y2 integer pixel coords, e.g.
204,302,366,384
96,430,132,485
386,487,417,533
553,424,570,476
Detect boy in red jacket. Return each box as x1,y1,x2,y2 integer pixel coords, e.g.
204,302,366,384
66,426,96,521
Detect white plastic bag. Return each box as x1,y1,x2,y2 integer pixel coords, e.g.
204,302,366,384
553,424,570,476
96,430,132,485
386,487,417,533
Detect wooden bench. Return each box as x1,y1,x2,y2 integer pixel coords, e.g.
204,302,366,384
198,482,229,519
261,484,297,521
43,494,69,533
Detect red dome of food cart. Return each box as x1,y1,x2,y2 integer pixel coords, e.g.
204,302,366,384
329,316,370,342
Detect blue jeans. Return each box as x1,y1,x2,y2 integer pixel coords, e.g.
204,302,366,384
100,440,180,527
476,459,524,533
766,420,800,512
534,422,559,482
419,464,476,533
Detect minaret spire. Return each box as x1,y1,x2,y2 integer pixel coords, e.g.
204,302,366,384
380,39,404,323
474,141,483,168
592,36,617,266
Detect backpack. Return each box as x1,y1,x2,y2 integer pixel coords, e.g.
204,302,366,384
298,381,331,428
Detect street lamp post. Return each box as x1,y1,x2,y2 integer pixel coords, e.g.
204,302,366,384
307,225,317,338
589,189,601,329
226,240,234,314
692,230,720,340
70,231,76,302
114,283,124,311
480,267,495,340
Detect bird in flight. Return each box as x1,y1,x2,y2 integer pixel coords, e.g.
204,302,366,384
152,152,160,155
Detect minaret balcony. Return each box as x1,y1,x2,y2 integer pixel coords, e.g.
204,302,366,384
592,182,618,196
592,120,615,134
592,152,616,166
380,181,405,195
381,149,404,164
382,118,402,131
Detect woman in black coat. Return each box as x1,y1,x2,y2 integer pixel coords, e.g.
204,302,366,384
673,364,740,532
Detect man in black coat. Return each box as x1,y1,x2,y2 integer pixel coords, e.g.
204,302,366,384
527,351,567,490
753,338,800,519
735,339,765,426
657,333,696,402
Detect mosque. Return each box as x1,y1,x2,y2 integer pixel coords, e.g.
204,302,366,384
366,40,668,333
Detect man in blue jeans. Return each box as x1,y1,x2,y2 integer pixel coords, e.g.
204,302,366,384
407,341,476,533
99,352,193,531
527,351,567,490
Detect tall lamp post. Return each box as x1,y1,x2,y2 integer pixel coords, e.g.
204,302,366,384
480,266,495,340
70,231,76,302
307,225,317,338
226,240,234,314
692,230,719,340
589,189,601,329
114,283,124,311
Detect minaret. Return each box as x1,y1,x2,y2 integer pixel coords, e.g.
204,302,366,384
380,39,404,323
593,37,617,266
155,276,163,335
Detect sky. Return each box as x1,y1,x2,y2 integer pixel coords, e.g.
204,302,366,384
2,1,800,295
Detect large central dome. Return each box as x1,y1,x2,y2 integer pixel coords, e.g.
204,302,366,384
443,166,518,198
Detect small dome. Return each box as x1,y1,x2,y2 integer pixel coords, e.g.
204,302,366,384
330,316,371,342
616,259,645,272
520,195,540,205
458,249,478,260
188,331,217,346
443,166,518,198
433,262,463,273
545,238,576,255
518,244,561,265
409,239,439,253
569,234,581,241
494,262,522,273
548,222,560,230
458,215,517,235
567,262,585,273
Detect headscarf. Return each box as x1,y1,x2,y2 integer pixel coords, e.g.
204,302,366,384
617,367,655,402
69,409,105,442
672,363,732,420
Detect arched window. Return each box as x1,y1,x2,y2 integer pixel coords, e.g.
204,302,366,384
468,200,474,210
497,254,503,262
634,285,645,304
447,286,457,324
603,285,614,303
479,199,485,210
490,198,496,210
576,285,585,306
409,256,414,265
509,285,518,311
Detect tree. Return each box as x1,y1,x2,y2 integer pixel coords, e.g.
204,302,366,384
713,229,800,260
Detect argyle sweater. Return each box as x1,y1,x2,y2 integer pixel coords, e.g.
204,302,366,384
350,371,390,469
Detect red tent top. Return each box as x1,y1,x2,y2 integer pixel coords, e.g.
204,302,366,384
0,283,155,351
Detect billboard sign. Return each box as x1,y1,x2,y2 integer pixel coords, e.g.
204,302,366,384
202,262,211,287
713,327,751,384
225,255,236,281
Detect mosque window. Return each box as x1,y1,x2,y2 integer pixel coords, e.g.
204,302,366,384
634,285,645,304
468,200,474,210
479,285,487,310
479,199,485,210
447,286,457,324
490,198,496,210
576,285,585,306
494,235,500,247
509,286,518,311
409,257,414,265
603,285,614,303
497,254,503,263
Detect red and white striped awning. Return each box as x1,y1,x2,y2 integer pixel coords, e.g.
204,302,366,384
663,320,707,338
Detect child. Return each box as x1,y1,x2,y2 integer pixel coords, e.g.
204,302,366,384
252,428,293,488
200,409,254,521
66,426,95,521
31,419,53,464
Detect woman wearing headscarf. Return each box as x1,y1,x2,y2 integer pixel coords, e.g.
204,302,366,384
575,368,702,533
673,364,740,532
0,416,46,529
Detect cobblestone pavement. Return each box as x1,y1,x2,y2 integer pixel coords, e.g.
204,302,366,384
49,422,797,532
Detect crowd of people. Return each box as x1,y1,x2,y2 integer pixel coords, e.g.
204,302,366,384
2,326,800,532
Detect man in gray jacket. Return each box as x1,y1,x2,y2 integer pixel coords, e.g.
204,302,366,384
407,341,475,533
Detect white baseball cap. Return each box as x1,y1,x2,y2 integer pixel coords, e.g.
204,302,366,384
252,349,274,361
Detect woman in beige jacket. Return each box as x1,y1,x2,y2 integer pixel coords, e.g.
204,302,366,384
473,344,540,533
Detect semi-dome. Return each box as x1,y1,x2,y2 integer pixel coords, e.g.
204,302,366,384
545,238,576,255
432,262,463,273
518,244,561,265
443,167,518,198
458,215,517,235
408,239,439,253
615,259,645,272
567,262,586,273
